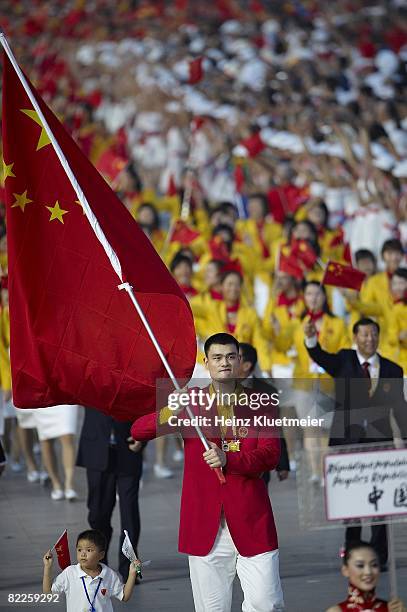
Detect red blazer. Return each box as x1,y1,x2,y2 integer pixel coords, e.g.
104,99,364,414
131,389,280,557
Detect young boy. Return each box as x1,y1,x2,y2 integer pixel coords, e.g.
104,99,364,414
43,529,139,611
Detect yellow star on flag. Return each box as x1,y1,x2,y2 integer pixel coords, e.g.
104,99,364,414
11,190,33,212
75,199,86,215
46,201,69,224
20,109,51,150
3,159,16,182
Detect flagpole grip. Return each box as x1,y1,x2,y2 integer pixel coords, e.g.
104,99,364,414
215,467,226,484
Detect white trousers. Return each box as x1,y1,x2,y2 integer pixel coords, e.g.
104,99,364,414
188,518,284,612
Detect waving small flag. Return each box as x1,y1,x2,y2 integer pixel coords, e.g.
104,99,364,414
54,530,71,570
122,530,137,563
322,261,366,291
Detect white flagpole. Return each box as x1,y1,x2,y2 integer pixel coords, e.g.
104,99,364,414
118,282,212,455
1,34,224,481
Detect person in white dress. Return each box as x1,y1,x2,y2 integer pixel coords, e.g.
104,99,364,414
34,404,79,501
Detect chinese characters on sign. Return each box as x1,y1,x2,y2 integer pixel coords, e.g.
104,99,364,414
324,449,407,521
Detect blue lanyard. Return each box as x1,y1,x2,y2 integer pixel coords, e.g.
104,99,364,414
81,576,102,612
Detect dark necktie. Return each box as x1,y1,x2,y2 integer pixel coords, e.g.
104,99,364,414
362,361,372,395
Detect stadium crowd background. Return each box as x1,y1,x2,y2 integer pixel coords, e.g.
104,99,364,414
0,0,406,477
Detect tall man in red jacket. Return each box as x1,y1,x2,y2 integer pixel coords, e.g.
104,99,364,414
131,333,284,611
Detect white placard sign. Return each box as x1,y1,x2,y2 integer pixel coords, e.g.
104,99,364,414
324,448,407,521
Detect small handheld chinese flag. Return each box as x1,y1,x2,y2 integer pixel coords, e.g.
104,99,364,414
290,239,318,270
278,253,304,281
322,261,366,291
209,235,231,262
122,530,137,563
188,57,203,85
96,148,127,183
54,530,71,570
167,174,178,197
329,229,353,264
239,132,265,158
170,220,201,245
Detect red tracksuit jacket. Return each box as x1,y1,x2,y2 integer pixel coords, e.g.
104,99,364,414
131,387,280,556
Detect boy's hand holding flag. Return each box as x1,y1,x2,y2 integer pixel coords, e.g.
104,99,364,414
122,530,144,578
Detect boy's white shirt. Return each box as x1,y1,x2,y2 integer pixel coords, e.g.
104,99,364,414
51,563,124,612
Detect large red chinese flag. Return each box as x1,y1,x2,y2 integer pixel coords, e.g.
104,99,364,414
2,52,196,421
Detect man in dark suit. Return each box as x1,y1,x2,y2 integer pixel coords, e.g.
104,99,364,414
238,342,290,481
304,317,407,568
77,408,144,579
